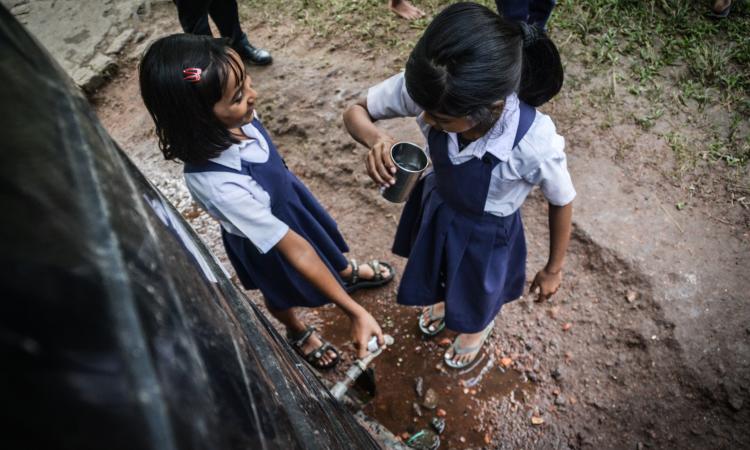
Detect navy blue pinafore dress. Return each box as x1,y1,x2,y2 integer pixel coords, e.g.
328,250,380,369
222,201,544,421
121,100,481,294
392,103,536,333
184,118,349,311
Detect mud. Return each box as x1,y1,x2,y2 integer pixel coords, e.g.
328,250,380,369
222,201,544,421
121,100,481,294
88,2,749,448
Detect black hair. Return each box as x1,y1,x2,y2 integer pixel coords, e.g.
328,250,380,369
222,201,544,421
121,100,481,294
404,2,563,128
139,34,245,163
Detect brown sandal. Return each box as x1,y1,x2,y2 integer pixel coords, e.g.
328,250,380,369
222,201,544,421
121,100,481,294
287,326,340,370
343,258,395,293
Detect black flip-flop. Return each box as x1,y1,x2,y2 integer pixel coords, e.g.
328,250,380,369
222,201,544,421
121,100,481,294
287,326,340,370
343,259,395,293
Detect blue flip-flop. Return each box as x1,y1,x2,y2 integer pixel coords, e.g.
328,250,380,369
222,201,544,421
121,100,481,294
418,304,446,336
443,320,494,370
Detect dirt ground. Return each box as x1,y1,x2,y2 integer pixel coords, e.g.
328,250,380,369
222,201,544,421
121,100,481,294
87,2,749,449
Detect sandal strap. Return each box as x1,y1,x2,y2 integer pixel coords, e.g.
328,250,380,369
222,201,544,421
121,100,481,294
349,258,359,284
305,342,338,364
369,260,383,281
449,322,494,355
289,326,316,349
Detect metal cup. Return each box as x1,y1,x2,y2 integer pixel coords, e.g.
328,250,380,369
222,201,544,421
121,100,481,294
381,142,429,203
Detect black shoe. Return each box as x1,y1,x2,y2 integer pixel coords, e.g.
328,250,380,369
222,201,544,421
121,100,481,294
233,34,272,66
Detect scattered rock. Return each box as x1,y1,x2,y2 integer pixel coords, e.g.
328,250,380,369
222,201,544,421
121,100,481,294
438,338,452,348
547,306,560,319
500,357,513,368
422,388,438,410
555,395,566,406
415,376,424,397
728,395,744,412
413,402,423,417
406,429,440,450
626,291,637,303
551,367,563,381
531,416,545,425
105,28,134,55
400,432,410,441
436,408,447,417
562,322,573,332
431,417,446,434
484,433,492,445
459,436,466,443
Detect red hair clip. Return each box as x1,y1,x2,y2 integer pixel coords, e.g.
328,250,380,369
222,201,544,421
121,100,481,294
182,67,202,83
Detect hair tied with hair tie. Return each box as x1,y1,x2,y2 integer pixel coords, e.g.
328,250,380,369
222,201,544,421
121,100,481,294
519,22,542,48
182,67,202,83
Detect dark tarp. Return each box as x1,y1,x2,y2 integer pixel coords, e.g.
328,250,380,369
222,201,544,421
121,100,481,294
0,6,379,449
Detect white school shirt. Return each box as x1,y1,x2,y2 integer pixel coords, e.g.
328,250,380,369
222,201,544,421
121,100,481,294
183,121,289,254
366,72,576,216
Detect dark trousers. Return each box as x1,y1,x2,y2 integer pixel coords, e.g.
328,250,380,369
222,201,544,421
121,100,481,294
496,0,556,28
173,0,244,44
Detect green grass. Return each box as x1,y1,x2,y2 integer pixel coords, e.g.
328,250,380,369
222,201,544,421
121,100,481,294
240,0,750,181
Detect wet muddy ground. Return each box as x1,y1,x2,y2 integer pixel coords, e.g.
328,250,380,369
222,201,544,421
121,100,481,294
89,2,749,448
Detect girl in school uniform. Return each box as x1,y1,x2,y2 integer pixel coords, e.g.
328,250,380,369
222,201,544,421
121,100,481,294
344,2,575,369
139,34,394,369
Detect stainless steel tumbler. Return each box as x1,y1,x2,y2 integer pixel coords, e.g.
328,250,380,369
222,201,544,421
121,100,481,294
381,142,429,203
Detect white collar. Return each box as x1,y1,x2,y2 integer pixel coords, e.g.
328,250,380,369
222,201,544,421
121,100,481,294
447,94,521,162
208,121,268,171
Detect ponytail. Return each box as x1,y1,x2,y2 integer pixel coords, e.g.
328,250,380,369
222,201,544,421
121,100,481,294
516,22,563,106
404,2,563,125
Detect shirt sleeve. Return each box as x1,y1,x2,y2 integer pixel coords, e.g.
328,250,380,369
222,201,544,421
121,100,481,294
211,180,289,254
520,115,576,206
532,152,577,206
366,72,423,120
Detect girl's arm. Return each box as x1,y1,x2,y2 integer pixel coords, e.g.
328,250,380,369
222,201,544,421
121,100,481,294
343,99,397,187
530,202,573,302
275,227,384,357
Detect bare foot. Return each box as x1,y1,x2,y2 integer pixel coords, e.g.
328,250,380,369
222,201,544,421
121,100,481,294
388,0,425,20
713,0,731,12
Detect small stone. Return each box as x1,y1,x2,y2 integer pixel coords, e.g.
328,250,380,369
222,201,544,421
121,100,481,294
407,429,440,450
470,389,477,395
463,388,469,394
500,357,513,368
484,433,492,445
459,436,466,443
547,306,560,319
555,395,566,406
415,377,424,397
626,291,637,303
436,408,447,417
401,432,410,441
562,322,573,332
431,417,446,434
413,402,423,417
531,416,545,425
438,338,452,348
728,395,744,412
422,388,438,410
551,367,563,380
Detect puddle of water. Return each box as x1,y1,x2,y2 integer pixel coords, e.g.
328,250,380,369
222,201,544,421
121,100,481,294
317,290,531,449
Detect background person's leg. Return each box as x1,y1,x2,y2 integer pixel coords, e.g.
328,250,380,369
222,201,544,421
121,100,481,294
208,0,272,65
173,0,212,35
495,0,530,22
528,0,556,28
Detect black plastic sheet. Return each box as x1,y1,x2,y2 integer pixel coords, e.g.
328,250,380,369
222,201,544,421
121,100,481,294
0,6,379,449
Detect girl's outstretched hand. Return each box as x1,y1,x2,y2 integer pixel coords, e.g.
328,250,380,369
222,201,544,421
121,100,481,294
366,138,397,188
350,308,385,358
530,268,562,302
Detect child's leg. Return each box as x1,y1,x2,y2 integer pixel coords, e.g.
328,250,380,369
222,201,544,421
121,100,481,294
267,306,338,366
